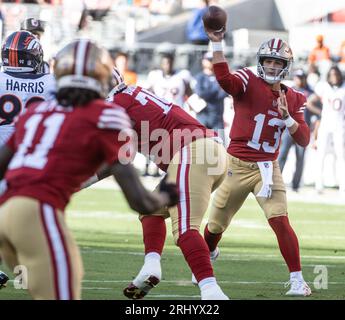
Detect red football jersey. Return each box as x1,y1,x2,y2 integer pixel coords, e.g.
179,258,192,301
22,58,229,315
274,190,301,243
107,85,216,171
0,99,131,210
214,63,309,162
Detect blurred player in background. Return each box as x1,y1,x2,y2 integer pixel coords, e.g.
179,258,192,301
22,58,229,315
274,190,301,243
310,65,345,195
0,31,55,145
114,51,137,86
21,18,45,40
278,69,316,192
0,29,55,289
20,18,50,73
144,52,194,176
0,40,178,299
146,53,193,110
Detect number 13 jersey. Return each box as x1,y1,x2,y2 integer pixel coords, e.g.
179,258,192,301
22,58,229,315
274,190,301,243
213,63,309,162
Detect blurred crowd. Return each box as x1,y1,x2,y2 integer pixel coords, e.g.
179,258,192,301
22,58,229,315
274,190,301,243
0,1,344,195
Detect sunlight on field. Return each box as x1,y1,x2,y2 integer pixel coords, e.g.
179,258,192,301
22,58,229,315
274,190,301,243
1,187,344,300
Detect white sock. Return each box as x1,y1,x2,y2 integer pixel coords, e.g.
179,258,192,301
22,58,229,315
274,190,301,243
132,253,161,287
144,252,161,263
290,271,303,281
198,277,217,291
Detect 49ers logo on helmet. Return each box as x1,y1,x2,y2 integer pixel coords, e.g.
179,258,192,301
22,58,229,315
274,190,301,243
268,39,283,52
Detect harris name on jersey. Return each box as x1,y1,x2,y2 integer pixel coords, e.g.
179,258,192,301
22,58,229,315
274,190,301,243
6,78,45,94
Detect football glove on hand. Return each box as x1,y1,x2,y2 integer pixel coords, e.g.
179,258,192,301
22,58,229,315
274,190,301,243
159,174,179,207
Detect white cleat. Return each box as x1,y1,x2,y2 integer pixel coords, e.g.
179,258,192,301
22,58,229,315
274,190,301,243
285,279,312,297
201,283,229,300
192,247,220,285
192,273,198,285
123,260,161,300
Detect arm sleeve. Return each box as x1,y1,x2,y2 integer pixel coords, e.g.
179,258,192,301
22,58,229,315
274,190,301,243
290,96,310,147
213,63,248,97
97,130,133,165
291,122,310,147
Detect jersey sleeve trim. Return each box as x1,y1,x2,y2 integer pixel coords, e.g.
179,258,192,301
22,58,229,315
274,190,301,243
97,107,131,131
296,103,307,113
234,68,251,93
213,63,247,96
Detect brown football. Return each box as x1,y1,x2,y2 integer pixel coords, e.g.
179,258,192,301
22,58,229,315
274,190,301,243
202,5,227,31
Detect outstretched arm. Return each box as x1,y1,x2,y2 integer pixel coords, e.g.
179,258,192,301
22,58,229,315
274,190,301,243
112,163,178,215
204,27,227,64
204,27,245,96
82,162,178,215
80,163,111,189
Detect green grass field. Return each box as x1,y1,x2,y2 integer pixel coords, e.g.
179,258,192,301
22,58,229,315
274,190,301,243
1,187,344,300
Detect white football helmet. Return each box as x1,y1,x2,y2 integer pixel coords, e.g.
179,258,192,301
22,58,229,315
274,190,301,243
106,67,127,98
112,67,126,88
257,38,293,84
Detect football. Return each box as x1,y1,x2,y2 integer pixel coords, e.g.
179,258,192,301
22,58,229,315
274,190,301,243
202,5,227,32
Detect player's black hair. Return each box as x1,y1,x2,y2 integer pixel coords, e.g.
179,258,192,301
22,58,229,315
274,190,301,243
115,51,129,59
161,52,175,63
56,88,100,107
327,65,343,87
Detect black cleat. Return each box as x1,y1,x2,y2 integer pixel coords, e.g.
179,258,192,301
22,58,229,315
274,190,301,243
123,276,160,300
0,271,9,289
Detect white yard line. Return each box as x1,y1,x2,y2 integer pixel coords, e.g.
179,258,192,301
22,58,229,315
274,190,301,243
80,279,345,285
81,249,345,261
6,279,345,285
86,178,345,205
69,211,137,220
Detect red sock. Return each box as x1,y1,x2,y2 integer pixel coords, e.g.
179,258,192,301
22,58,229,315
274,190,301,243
204,224,223,252
268,216,301,272
177,230,214,282
141,216,166,255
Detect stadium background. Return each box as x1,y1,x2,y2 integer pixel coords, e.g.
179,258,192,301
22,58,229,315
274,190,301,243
0,0,344,300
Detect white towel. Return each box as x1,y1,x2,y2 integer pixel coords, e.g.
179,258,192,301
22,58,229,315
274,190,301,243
256,161,273,198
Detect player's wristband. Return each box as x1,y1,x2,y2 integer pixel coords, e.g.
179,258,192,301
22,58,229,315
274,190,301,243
211,42,223,52
284,116,296,128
